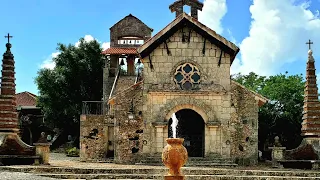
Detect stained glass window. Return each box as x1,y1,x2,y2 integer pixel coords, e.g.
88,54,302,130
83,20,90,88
174,63,201,90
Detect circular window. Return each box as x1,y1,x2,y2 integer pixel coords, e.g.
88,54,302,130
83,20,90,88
174,63,201,90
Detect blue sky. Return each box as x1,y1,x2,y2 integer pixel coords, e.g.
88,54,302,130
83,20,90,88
1,0,320,95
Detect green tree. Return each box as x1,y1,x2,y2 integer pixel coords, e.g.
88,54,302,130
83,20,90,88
232,72,305,150
231,72,267,93
35,38,104,138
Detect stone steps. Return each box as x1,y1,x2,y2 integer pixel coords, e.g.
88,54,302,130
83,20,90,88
2,166,320,177
135,162,237,168
35,173,320,180
137,157,237,167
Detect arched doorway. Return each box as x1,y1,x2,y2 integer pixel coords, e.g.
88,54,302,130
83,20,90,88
168,109,205,157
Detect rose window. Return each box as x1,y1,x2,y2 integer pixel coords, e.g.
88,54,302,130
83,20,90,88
174,63,200,90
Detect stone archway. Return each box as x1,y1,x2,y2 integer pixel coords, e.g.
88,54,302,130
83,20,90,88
164,103,209,123
168,109,205,157
157,97,215,123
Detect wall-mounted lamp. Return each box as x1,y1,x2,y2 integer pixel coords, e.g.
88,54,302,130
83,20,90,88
47,134,52,142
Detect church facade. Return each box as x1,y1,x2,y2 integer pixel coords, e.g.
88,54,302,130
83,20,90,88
80,0,268,165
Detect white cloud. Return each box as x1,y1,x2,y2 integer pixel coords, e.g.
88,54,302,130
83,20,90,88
226,28,238,45
40,35,110,69
198,0,227,34
75,35,95,47
230,58,241,75
40,52,60,70
102,42,110,50
231,0,320,76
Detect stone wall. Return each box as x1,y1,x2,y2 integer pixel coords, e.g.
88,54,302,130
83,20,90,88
110,82,144,164
230,81,259,165
110,14,153,48
80,115,111,162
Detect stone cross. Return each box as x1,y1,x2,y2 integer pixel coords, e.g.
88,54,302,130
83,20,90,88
306,39,313,50
4,33,13,44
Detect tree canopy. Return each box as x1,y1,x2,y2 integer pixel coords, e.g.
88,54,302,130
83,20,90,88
35,38,105,135
232,72,305,150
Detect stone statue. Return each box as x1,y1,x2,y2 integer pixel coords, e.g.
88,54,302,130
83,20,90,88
274,136,282,147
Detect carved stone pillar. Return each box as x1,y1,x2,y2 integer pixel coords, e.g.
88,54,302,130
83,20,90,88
206,121,220,156
153,122,167,153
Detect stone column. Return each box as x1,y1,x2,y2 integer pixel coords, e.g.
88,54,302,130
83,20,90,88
109,55,119,77
103,56,110,115
155,125,166,153
127,55,135,76
33,132,51,165
206,122,220,156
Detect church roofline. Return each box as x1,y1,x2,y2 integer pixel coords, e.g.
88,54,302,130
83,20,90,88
109,14,154,32
137,13,240,64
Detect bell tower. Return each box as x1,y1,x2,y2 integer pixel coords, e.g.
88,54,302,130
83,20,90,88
169,0,204,19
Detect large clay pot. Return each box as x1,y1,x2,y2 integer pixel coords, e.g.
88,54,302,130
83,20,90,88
162,138,188,176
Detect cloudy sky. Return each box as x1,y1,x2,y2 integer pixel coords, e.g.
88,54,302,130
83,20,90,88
1,0,320,94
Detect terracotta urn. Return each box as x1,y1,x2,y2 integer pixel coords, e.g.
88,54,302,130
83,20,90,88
162,138,188,176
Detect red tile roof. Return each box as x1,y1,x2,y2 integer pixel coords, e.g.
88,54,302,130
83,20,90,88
102,47,138,55
15,91,37,106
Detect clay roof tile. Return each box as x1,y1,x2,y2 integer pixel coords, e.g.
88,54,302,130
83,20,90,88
15,91,37,106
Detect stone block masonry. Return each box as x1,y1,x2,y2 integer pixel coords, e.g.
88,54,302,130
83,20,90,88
138,24,264,165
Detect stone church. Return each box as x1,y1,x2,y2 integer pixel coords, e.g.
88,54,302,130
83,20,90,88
80,0,268,165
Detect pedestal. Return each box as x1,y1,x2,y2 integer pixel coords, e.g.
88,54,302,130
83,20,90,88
33,142,51,165
268,146,286,168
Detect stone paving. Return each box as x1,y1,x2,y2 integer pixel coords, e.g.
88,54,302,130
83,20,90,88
0,171,57,180
1,153,320,179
